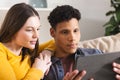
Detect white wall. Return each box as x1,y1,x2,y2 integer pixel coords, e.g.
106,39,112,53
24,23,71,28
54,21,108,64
0,0,112,43
37,9,53,43
0,0,28,8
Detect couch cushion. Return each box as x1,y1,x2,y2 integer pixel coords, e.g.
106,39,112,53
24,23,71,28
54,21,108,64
79,33,120,53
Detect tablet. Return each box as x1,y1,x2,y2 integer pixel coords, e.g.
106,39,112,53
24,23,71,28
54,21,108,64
74,51,120,80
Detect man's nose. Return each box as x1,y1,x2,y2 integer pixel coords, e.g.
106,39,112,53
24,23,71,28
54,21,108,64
68,32,75,41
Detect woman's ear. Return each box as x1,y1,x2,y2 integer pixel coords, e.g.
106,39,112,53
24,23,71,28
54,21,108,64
50,28,55,37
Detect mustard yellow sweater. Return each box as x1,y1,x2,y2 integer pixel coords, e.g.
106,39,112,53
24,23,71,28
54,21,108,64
0,40,55,80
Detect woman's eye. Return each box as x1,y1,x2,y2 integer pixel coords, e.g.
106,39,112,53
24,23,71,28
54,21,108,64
26,29,32,31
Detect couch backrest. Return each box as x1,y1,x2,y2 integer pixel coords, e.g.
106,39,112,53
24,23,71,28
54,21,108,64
79,33,120,53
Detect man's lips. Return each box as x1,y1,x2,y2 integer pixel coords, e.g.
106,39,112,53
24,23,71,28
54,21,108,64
67,43,77,48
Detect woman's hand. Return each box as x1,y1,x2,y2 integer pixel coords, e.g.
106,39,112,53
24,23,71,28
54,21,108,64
32,53,51,74
40,49,53,62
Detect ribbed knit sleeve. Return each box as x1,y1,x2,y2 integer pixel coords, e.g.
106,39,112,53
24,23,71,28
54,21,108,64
39,39,56,53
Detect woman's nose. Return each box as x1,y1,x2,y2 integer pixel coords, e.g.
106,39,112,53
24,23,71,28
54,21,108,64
33,30,39,38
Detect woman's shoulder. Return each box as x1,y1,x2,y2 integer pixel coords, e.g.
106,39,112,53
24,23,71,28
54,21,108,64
0,42,12,57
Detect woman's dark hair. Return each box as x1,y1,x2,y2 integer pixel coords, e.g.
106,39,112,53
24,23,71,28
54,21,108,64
48,5,81,29
0,3,40,65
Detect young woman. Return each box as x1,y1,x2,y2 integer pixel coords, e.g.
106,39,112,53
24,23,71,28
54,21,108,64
0,3,54,80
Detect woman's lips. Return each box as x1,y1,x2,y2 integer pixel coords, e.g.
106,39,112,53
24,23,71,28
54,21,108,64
30,41,36,45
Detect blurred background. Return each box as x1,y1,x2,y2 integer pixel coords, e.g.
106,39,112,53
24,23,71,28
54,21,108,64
0,0,111,43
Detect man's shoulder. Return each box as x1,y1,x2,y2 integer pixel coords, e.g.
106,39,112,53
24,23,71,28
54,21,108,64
76,48,103,56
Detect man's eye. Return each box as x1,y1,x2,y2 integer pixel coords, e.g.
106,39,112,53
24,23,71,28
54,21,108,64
74,29,79,33
62,31,68,34
37,28,40,31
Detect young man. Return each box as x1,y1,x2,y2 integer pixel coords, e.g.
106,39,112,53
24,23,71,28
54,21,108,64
43,5,102,80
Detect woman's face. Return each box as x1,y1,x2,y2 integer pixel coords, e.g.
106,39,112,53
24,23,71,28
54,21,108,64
13,16,40,49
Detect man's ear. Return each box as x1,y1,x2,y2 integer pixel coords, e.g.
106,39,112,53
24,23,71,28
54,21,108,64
50,28,55,37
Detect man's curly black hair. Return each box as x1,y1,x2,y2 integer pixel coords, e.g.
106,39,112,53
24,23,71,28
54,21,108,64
48,5,81,29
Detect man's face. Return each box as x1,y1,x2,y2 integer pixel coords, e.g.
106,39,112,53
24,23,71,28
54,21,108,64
50,18,81,57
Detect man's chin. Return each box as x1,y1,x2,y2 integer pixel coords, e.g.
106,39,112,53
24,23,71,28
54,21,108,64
69,49,77,54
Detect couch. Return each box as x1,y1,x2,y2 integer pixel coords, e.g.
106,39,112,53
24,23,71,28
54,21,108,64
79,33,120,53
